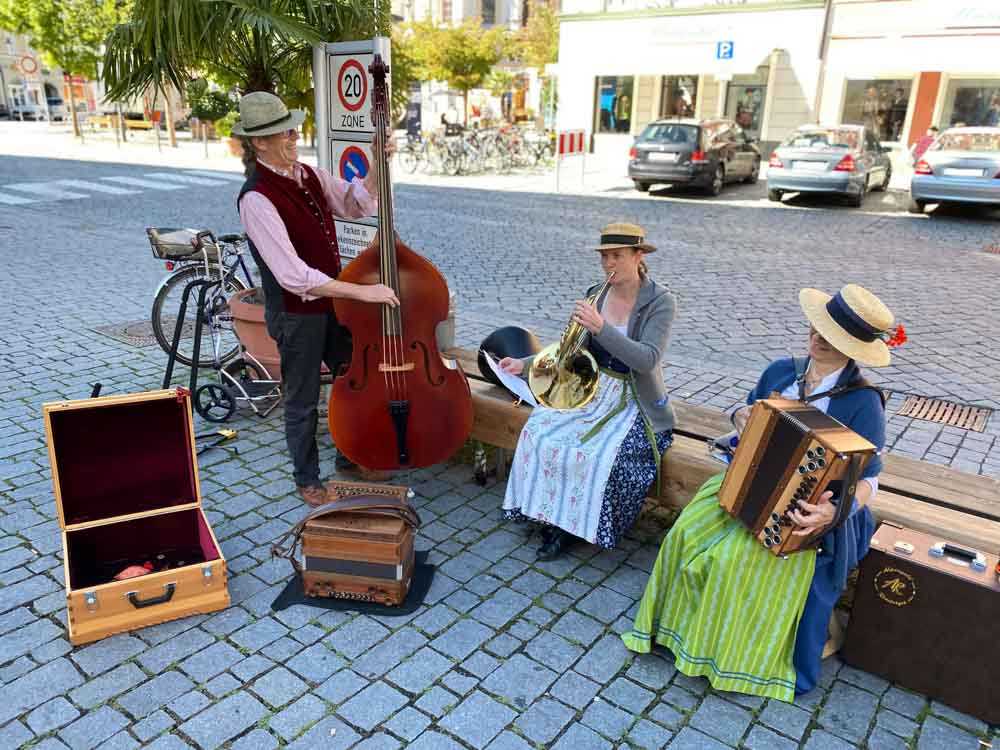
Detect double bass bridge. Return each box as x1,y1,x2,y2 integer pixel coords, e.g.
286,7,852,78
378,362,415,373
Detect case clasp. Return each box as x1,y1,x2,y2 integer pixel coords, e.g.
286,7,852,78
84,592,99,612
202,565,214,586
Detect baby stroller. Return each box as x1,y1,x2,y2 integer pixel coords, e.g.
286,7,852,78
154,229,282,423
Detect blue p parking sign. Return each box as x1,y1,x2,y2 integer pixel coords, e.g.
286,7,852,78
716,41,734,60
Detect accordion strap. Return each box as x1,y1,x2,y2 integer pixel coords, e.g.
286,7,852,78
271,496,421,575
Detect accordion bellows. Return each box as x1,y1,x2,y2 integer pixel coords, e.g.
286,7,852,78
719,398,877,555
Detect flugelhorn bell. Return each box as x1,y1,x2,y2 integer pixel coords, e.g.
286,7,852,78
528,273,615,410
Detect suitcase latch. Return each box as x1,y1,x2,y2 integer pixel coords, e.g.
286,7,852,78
84,592,99,612
202,565,214,586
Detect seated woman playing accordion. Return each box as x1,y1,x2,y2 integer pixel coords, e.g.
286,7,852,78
624,283,904,701
499,223,676,560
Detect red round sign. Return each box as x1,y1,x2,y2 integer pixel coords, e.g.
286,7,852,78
337,59,368,113
19,56,38,75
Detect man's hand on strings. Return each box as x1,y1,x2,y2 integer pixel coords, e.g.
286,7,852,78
356,283,399,307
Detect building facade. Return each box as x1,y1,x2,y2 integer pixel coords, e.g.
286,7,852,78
555,0,1000,158
0,30,74,120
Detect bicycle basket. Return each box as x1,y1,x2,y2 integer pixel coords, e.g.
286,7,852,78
146,227,220,261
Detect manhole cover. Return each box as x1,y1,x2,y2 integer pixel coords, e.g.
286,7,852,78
896,395,991,432
92,319,192,347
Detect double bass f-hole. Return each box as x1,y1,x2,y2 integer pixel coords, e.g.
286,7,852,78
327,50,473,470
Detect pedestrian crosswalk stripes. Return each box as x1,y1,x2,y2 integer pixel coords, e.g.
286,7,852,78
5,182,88,200
56,179,139,195
102,176,185,190
183,170,245,183
145,172,230,186
0,169,243,207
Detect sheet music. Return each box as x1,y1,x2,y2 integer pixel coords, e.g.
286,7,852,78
480,350,538,408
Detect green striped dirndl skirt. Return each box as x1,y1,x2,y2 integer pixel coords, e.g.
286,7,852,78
622,473,816,702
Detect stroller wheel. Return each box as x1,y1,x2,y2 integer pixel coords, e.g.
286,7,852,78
195,383,236,423
224,357,269,385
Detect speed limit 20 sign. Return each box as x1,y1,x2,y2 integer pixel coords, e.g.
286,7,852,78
328,53,373,134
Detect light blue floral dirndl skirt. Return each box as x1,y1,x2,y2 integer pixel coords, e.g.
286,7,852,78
502,370,672,549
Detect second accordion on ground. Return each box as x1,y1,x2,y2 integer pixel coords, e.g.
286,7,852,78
719,398,877,555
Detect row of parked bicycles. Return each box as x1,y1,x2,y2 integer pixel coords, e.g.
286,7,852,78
397,126,556,176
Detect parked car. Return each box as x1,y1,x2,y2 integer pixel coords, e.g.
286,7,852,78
909,127,1000,214
766,124,892,207
628,118,761,195
46,97,68,121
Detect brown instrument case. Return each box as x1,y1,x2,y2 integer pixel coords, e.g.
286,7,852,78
843,522,1000,724
273,481,419,606
43,388,229,645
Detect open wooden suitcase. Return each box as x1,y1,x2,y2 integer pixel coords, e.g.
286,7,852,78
43,388,230,645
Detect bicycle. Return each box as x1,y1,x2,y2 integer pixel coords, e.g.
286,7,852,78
146,227,255,368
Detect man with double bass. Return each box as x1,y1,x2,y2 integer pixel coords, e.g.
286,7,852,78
234,92,398,507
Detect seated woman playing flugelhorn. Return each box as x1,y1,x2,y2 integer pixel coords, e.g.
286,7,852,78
499,222,676,560
623,284,905,701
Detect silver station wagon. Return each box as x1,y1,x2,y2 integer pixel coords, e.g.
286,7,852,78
766,124,892,207
909,127,1000,214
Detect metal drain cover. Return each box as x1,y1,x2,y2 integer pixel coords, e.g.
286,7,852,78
92,319,190,348
896,395,991,432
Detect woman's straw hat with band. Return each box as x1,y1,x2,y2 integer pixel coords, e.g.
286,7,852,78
799,284,899,367
594,222,657,253
231,92,305,137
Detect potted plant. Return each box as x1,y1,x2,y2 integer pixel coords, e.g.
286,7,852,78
215,111,242,157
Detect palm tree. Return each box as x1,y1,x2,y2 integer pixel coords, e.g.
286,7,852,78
102,0,386,140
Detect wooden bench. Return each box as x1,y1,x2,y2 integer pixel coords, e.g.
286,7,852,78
124,119,154,130
447,347,1000,552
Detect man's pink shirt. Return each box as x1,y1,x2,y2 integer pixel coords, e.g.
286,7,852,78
239,161,377,302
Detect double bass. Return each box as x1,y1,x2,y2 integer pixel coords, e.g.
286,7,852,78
328,54,473,471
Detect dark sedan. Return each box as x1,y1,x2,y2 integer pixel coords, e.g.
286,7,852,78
628,118,761,196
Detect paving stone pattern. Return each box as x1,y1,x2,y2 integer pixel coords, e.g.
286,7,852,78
1,162,998,747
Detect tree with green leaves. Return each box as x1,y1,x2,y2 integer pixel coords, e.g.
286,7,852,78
410,19,508,125
102,0,386,148
514,1,559,70
0,0,130,137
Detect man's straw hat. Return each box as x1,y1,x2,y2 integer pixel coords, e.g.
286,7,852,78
594,222,657,253
799,284,896,367
230,92,305,137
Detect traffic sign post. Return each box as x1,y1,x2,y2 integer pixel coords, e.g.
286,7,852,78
313,37,390,262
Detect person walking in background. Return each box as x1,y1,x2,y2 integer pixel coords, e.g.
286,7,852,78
911,126,939,162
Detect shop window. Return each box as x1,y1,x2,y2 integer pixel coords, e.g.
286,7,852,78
941,79,1000,128
594,76,634,134
842,80,912,142
724,64,769,139
482,0,495,24
659,76,698,119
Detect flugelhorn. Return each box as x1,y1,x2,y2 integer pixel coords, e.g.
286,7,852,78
528,273,615,410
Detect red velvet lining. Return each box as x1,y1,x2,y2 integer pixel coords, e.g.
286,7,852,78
66,508,220,589
50,396,198,525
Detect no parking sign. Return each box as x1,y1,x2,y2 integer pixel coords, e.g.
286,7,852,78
330,141,373,182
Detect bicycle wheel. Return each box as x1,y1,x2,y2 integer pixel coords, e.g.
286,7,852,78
400,149,420,174
151,265,249,368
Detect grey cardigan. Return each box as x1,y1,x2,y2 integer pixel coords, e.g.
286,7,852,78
523,276,676,434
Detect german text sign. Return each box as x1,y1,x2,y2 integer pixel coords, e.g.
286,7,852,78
335,219,377,260
328,53,374,134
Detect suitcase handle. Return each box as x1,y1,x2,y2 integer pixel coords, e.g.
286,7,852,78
127,583,176,608
929,542,987,572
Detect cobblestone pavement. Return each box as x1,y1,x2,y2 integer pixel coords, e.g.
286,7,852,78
0,154,998,749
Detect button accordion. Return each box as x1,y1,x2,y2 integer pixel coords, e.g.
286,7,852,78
718,398,877,555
